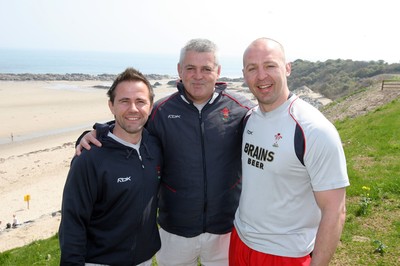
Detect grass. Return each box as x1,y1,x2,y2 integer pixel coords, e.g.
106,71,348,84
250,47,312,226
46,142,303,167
1,99,399,265
331,98,400,265
0,234,60,266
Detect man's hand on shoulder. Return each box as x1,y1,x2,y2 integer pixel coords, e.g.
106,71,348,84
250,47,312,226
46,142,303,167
75,130,101,156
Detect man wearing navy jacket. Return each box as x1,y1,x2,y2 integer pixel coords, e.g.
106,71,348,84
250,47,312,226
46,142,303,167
59,68,162,266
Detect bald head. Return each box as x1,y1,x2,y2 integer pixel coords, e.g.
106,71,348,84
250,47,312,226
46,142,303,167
243,38,286,67
242,37,291,112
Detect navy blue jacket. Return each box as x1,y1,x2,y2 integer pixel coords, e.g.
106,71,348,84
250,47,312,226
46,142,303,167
59,125,162,265
146,81,254,237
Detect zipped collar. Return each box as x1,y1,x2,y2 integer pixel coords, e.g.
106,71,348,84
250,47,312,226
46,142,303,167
95,122,154,160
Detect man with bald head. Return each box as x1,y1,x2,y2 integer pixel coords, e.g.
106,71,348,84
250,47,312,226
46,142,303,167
230,38,349,266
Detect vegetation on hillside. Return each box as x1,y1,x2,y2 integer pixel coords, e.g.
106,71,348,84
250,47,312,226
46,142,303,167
288,59,400,99
330,98,400,265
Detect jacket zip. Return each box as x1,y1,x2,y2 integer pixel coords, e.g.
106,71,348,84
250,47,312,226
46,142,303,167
198,109,208,232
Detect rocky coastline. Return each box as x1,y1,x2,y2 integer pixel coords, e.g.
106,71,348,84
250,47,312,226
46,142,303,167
0,73,245,82
0,73,173,81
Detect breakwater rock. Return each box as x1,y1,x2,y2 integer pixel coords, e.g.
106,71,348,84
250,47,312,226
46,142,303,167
0,73,173,81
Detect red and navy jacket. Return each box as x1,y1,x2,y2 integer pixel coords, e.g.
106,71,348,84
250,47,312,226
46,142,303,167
147,81,254,237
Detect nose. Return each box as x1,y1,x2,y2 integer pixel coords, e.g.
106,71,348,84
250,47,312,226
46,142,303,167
257,69,269,80
194,69,203,79
129,102,139,112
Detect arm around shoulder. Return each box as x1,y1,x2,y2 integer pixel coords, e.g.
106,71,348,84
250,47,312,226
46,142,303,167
75,121,115,155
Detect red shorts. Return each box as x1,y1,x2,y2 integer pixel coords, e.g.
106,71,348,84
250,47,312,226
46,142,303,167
229,227,311,266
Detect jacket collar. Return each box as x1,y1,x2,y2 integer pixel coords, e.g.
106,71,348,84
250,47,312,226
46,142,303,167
96,123,154,159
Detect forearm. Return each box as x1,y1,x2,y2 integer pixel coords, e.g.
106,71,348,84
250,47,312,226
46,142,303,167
310,209,346,266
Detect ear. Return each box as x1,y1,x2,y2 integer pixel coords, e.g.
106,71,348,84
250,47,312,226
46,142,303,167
108,100,115,114
285,62,291,77
177,63,182,78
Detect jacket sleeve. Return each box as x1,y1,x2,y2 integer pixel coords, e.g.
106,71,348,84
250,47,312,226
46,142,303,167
74,121,115,147
145,109,157,137
59,154,97,265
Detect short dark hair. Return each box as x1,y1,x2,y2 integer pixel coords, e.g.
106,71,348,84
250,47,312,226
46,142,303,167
107,67,154,104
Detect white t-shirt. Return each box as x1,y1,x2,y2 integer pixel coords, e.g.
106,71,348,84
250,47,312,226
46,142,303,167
234,95,350,257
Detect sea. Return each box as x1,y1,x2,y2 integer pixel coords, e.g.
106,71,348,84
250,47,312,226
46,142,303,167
0,49,243,78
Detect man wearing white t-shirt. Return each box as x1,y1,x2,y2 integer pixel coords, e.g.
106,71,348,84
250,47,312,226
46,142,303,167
230,38,349,266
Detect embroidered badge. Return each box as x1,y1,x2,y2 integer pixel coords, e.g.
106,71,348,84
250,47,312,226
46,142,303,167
273,133,282,147
220,107,231,122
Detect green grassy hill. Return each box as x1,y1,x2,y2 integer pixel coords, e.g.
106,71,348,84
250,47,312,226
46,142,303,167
1,94,399,265
330,98,400,265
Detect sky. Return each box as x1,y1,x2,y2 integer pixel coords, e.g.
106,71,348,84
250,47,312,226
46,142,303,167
1,0,399,63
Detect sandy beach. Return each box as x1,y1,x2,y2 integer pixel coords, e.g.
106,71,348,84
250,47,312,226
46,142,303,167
0,79,181,252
